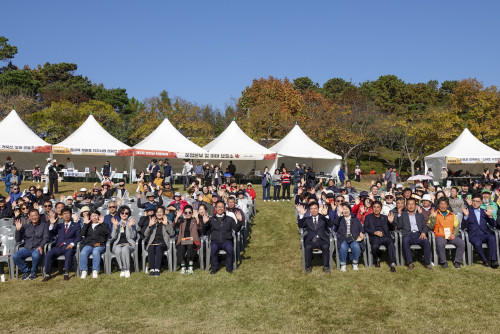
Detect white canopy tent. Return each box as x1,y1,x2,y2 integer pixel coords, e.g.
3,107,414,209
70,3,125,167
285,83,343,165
269,123,342,176
425,128,500,180
133,116,207,173
203,120,276,174
0,109,52,171
52,113,133,173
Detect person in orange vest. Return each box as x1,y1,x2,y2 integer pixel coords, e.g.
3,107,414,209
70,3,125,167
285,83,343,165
427,197,465,268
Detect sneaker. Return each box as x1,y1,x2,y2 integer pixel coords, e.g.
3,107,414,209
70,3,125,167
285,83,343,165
390,265,396,273
323,266,331,274
29,272,37,280
124,270,130,278
42,275,51,282
64,273,70,281
21,272,30,280
282,199,285,202
187,267,194,275
305,267,312,274
0,274,5,282
453,262,461,269
210,269,217,275
441,262,449,269
180,267,186,275
340,265,347,272
491,261,499,269
120,271,125,277
287,199,290,201
80,271,87,279
92,270,98,279
352,263,359,271
148,271,156,277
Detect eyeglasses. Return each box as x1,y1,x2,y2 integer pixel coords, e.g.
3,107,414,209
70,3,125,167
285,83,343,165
44,205,52,208
108,206,117,208
120,212,130,216
13,188,19,190
472,200,482,203
336,200,344,203
184,211,192,214
22,207,29,210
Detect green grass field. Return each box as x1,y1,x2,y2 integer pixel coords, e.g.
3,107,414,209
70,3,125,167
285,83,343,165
1,181,500,333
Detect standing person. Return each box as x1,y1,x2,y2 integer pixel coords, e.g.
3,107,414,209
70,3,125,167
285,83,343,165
13,209,49,280
384,166,391,190
147,159,159,183
164,159,172,186
272,169,282,202
203,163,213,187
42,207,81,281
441,167,448,185
338,166,345,187
4,156,15,176
370,168,376,176
293,163,303,194
32,164,42,182
79,211,110,279
354,166,361,182
5,166,21,193
43,157,52,187
305,167,316,189
182,159,193,191
261,167,271,202
212,165,221,189
48,160,60,194
110,206,137,278
281,167,291,201
228,161,236,177
194,161,204,180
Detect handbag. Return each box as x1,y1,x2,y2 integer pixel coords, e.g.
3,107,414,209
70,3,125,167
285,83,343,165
181,237,194,245
345,234,355,243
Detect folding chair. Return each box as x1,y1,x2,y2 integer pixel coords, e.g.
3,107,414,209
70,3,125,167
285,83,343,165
333,231,368,268
365,231,400,267
76,242,108,276
0,234,15,279
205,231,238,271
462,229,500,266
141,238,173,273
300,230,334,271
171,236,205,271
106,239,140,274
428,231,466,267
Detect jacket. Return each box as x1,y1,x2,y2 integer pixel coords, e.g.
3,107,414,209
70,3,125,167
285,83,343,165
203,213,242,243
144,220,174,249
111,220,137,249
364,213,391,239
15,220,49,251
49,220,82,248
81,222,110,247
298,214,334,243
173,217,202,245
427,210,460,238
396,211,428,237
333,216,366,251
461,207,496,239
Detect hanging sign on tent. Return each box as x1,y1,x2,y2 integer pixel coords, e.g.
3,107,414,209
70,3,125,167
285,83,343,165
0,144,51,153
53,146,133,156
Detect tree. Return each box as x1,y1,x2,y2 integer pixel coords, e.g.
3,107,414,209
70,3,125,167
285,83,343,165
0,36,17,63
92,84,131,115
293,77,319,92
0,70,40,97
321,78,356,102
360,75,407,114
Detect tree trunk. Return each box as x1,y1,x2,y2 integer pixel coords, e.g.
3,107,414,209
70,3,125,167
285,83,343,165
343,154,349,178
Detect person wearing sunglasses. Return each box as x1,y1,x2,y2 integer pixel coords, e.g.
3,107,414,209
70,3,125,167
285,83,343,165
113,181,129,200
40,200,54,224
104,201,119,232
14,205,30,225
173,205,202,274
110,206,137,278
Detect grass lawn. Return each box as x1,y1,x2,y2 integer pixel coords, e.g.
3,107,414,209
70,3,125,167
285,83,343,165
1,181,499,333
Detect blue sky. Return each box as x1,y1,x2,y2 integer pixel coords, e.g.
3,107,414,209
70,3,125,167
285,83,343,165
3,1,500,111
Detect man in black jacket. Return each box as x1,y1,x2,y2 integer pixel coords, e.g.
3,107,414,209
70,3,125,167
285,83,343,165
48,159,59,194
364,201,396,272
203,200,243,274
13,209,49,280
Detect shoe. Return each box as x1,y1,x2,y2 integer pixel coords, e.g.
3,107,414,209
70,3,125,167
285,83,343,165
352,263,359,271
453,262,461,269
64,273,70,281
323,266,331,274
124,270,130,278
210,269,217,275
441,262,449,269
149,271,156,277
226,269,233,274
491,261,499,269
29,272,37,280
390,266,396,273
0,274,5,282
80,271,87,279
424,265,433,270
21,272,30,280
407,263,415,270
287,199,290,201
180,267,186,275
305,267,312,274
375,259,381,268
120,271,125,277
42,275,51,282
92,270,98,278
483,261,490,267
187,267,194,275
340,265,346,272
282,199,285,202
155,271,160,276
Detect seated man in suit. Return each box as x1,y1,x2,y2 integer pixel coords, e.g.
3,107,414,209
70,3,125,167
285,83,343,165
297,201,334,274
364,201,397,272
394,197,432,270
461,194,498,268
43,207,82,281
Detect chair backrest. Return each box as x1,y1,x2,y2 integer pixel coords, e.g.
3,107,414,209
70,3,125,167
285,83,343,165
0,234,16,255
0,218,14,227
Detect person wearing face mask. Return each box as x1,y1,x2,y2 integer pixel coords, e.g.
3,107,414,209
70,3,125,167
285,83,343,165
297,201,334,274
462,194,498,268
427,197,465,269
173,205,202,275
144,206,174,276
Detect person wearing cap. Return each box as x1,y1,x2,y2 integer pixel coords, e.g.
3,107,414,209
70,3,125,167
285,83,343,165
480,188,498,220
42,206,82,281
427,197,465,269
381,193,396,216
113,181,129,200
144,206,175,276
169,192,188,211
90,187,105,207
79,210,110,279
393,197,432,270
462,193,498,268
8,182,22,203
364,201,397,271
352,191,368,216
246,183,256,201
138,203,157,239
13,209,49,280
203,200,243,274
47,159,60,194
76,194,98,212
192,191,205,210
161,183,173,199
419,194,434,222
5,166,21,193
138,191,163,210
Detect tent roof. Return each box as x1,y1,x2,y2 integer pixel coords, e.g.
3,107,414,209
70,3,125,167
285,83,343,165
425,128,500,159
0,109,50,147
270,124,342,160
203,121,274,155
54,114,130,152
133,117,206,153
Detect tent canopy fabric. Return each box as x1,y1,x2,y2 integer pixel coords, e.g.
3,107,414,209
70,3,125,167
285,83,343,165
425,128,500,178
0,109,51,153
203,121,276,160
53,114,132,157
133,117,206,159
269,124,342,176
